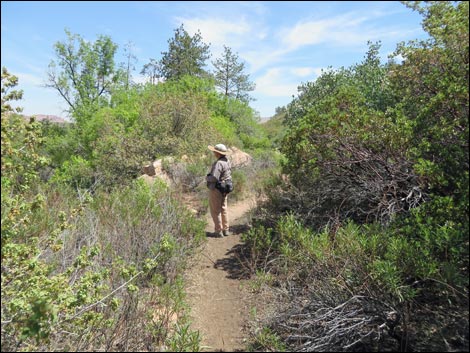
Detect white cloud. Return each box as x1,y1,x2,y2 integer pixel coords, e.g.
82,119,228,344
291,67,315,77
255,68,299,97
185,11,384,75
255,65,330,99
279,13,374,51
277,10,421,54
175,16,252,57
242,46,286,73
173,15,271,70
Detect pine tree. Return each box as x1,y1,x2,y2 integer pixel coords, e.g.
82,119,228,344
212,45,255,102
159,24,211,80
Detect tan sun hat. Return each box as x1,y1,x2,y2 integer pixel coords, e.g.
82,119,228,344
208,143,230,155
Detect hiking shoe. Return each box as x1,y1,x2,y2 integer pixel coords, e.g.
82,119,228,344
223,230,231,237
215,231,224,238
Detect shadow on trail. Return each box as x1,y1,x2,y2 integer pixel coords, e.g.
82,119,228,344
205,231,219,238
213,224,252,280
214,244,251,280
229,224,251,235
204,224,251,238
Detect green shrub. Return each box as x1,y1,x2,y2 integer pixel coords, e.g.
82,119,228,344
248,327,286,352
208,114,241,147
49,155,95,188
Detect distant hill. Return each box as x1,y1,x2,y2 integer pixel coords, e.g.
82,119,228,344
259,116,272,123
258,111,286,147
24,114,70,124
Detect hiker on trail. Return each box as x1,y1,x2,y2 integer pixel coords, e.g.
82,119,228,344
206,144,232,237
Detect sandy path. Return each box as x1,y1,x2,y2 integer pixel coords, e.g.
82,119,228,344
185,197,256,352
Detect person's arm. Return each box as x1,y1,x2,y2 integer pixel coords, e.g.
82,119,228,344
206,160,222,185
208,160,223,181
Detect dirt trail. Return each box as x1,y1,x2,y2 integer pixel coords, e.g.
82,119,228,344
185,197,256,352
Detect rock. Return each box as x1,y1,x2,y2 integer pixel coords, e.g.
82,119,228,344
140,158,172,186
229,146,253,168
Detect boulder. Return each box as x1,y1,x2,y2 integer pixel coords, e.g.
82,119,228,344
141,158,172,186
229,146,253,168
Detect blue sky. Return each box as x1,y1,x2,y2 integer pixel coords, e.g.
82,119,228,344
1,1,428,119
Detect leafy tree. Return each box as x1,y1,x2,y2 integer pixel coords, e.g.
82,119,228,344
1,67,23,114
391,1,469,200
135,76,215,157
212,45,255,102
159,24,211,80
388,0,469,288
140,58,161,84
352,41,396,111
284,66,348,127
209,94,268,149
46,29,123,120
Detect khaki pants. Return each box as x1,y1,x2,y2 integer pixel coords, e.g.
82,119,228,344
209,188,229,233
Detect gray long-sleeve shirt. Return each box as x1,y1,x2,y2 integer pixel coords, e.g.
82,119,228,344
206,156,232,190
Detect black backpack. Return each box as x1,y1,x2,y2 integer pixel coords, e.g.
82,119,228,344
216,179,234,195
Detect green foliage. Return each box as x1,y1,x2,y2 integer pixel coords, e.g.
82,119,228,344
248,269,275,293
49,154,95,188
280,51,419,226
2,163,206,351
260,108,287,148
108,86,142,128
275,214,314,267
212,45,255,103
135,78,216,158
229,169,247,202
284,66,349,127
159,24,211,80
47,29,123,119
280,2,468,229
247,3,468,351
42,26,265,189
391,1,469,202
90,178,206,274
2,72,206,350
166,322,201,352
392,196,469,287
1,67,23,114
352,41,397,112
45,76,222,189
154,74,215,95
2,106,102,350
209,95,268,149
248,327,286,352
1,115,49,193
38,120,75,168
208,114,241,146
